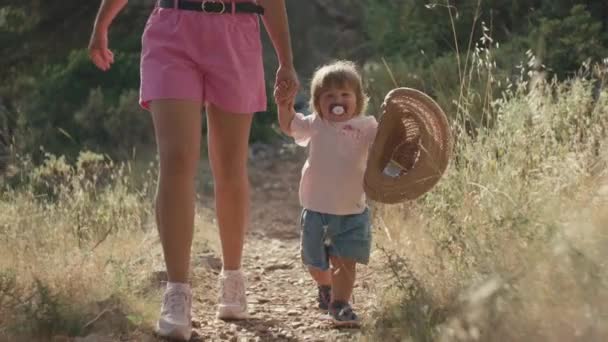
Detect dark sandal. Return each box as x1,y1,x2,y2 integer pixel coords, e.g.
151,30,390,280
329,301,360,327
317,285,331,311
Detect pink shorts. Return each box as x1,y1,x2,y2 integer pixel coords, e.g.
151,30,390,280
140,1,266,113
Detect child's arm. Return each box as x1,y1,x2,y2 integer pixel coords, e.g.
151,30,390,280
274,82,296,136
276,99,296,136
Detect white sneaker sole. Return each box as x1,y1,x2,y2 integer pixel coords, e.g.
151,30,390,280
156,319,192,341
216,305,249,320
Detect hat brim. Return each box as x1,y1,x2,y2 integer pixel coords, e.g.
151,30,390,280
364,88,452,203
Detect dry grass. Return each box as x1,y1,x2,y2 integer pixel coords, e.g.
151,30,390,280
365,58,608,341
0,151,218,340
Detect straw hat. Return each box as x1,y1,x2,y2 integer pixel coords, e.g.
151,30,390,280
364,87,452,203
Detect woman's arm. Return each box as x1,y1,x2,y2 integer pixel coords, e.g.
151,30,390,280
258,0,299,100
88,0,128,71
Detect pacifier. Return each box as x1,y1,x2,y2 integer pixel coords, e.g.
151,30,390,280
330,104,346,116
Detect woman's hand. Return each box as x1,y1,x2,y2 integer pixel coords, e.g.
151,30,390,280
87,0,127,71
88,28,114,71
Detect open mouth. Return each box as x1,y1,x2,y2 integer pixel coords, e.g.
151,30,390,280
330,104,346,116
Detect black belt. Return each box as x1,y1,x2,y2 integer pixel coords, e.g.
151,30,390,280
159,0,264,15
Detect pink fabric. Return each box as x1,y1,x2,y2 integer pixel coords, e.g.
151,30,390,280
139,1,266,113
291,112,378,215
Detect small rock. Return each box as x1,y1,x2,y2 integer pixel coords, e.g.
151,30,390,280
198,253,222,271
73,334,112,342
150,269,168,286
291,321,304,328
263,263,293,272
256,325,269,333
287,309,299,316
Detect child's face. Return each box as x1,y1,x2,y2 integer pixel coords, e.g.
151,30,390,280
319,85,358,122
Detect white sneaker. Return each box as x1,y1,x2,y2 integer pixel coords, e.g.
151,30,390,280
216,269,248,320
156,283,192,341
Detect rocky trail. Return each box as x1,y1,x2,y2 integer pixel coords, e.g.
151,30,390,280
138,145,384,342
185,146,381,341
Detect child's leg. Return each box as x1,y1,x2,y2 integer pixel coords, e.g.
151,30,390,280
327,256,359,326
325,209,371,325
301,210,332,275
329,256,357,303
300,210,333,309
308,266,331,286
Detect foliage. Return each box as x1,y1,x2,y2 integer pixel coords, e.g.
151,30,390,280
2,1,608,159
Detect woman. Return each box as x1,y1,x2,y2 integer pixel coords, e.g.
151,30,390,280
88,0,299,340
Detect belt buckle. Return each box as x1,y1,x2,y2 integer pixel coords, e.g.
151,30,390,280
201,1,226,14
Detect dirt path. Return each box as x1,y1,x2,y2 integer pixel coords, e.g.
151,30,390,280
38,144,384,342
185,145,380,341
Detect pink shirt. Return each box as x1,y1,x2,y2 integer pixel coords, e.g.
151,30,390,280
290,112,378,215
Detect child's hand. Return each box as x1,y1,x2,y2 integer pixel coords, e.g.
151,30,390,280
274,84,296,135
274,80,296,105
275,96,293,110
274,66,299,102
276,98,295,113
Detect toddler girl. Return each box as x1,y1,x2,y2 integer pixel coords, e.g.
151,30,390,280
275,60,377,326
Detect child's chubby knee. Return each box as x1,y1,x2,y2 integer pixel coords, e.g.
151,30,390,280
306,264,330,273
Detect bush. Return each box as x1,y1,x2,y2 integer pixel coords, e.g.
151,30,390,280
530,5,608,77
0,151,156,339
14,49,141,160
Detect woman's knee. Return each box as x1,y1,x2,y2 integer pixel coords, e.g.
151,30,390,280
158,144,200,178
150,100,203,178
212,152,248,182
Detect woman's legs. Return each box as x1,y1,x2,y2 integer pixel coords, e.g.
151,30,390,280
206,103,253,319
150,99,202,283
205,103,253,271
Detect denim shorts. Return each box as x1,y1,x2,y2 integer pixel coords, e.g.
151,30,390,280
300,208,372,270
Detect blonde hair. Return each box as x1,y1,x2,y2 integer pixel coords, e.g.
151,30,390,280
309,60,369,117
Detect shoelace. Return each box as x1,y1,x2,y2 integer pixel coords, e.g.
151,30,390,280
220,275,244,304
163,289,190,318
